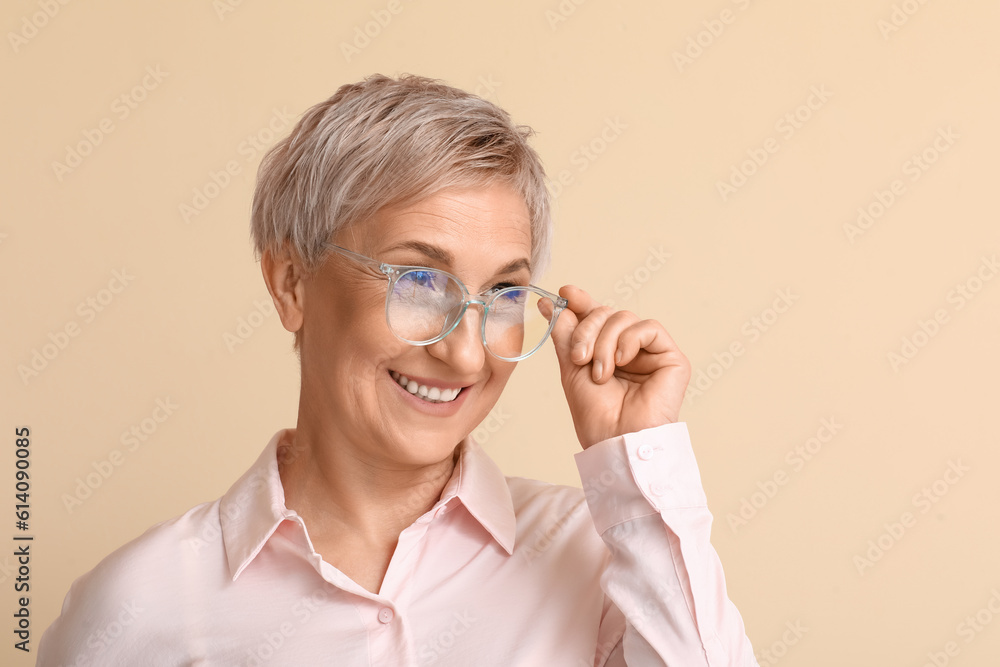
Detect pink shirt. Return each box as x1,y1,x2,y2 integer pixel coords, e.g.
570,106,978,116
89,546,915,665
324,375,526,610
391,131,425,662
39,422,758,666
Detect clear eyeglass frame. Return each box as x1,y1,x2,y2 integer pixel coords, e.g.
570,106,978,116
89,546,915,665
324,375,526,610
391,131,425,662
322,242,568,361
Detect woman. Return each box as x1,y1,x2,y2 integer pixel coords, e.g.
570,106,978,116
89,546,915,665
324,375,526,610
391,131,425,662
39,74,758,666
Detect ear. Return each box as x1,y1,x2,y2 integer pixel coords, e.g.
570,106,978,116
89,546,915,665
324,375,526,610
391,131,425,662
261,247,307,335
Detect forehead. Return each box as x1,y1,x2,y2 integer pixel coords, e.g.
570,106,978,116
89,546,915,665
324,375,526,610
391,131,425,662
360,184,532,265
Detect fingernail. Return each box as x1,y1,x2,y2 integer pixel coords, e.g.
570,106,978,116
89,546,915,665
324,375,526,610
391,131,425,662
572,343,586,362
615,349,622,364
592,359,603,381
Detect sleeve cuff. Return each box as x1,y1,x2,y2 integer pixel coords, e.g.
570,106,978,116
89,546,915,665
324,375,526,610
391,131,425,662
574,422,708,535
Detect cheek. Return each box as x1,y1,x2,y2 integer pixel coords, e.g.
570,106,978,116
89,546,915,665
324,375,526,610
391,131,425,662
317,280,391,341
303,304,402,381
485,360,517,390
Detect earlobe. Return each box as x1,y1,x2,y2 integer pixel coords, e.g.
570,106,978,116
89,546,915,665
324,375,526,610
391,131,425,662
261,248,306,334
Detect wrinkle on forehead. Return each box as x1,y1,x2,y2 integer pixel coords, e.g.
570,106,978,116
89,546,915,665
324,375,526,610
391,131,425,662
351,186,533,285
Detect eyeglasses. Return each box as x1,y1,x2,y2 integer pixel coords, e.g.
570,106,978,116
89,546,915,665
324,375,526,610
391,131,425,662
323,242,568,361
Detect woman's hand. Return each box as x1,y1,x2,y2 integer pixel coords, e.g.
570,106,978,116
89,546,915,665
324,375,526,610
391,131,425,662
538,285,691,450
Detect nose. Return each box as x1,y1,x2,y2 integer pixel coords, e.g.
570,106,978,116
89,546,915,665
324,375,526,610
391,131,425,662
427,300,487,372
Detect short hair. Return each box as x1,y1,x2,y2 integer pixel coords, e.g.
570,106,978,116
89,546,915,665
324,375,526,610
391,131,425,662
249,74,553,352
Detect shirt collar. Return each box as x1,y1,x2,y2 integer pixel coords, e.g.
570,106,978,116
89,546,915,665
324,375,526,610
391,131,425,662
220,430,516,580
440,435,517,556
219,430,292,581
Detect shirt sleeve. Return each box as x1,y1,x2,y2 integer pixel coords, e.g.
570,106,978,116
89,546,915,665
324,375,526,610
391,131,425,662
574,421,759,667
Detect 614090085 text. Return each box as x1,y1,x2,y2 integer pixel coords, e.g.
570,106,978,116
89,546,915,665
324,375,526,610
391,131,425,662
13,427,33,653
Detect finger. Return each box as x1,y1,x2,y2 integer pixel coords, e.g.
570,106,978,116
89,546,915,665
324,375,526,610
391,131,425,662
617,320,691,413
569,304,618,366
540,295,580,372
547,284,609,367
590,310,641,382
559,284,605,322
614,319,687,371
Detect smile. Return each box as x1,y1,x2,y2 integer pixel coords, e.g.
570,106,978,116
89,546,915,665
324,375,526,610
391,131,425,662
390,370,463,403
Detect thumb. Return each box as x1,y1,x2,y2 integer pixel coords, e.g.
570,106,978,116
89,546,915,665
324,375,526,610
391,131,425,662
538,297,578,371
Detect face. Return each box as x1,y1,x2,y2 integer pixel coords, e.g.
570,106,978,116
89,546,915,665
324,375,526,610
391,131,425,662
297,182,533,469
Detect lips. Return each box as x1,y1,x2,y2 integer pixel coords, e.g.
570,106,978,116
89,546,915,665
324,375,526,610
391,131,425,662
389,370,463,403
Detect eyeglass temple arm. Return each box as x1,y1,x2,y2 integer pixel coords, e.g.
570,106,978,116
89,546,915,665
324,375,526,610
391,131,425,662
533,287,568,311
323,242,392,276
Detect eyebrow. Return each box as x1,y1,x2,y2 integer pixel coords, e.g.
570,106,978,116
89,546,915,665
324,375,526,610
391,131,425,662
383,240,531,277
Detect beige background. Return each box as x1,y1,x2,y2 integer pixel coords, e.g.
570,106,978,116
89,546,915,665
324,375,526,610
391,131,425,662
3,0,999,665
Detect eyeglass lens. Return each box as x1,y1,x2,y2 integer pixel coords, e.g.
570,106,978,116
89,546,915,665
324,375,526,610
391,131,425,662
386,269,555,359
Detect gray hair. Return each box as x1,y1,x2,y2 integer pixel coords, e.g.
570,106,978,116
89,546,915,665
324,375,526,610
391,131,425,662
250,74,552,287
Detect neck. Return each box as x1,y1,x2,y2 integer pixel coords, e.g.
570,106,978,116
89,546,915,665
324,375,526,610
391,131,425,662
277,422,459,547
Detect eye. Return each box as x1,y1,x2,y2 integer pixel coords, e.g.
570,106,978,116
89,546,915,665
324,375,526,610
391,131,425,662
400,270,442,289
411,271,435,286
487,282,523,300
489,284,532,305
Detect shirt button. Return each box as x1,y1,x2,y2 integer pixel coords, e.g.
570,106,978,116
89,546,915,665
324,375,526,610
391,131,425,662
377,607,394,624
637,444,655,461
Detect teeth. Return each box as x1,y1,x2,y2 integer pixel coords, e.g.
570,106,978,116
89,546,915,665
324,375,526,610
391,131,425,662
390,371,461,403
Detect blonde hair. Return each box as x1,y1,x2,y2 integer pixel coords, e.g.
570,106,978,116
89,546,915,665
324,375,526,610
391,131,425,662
250,73,552,286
